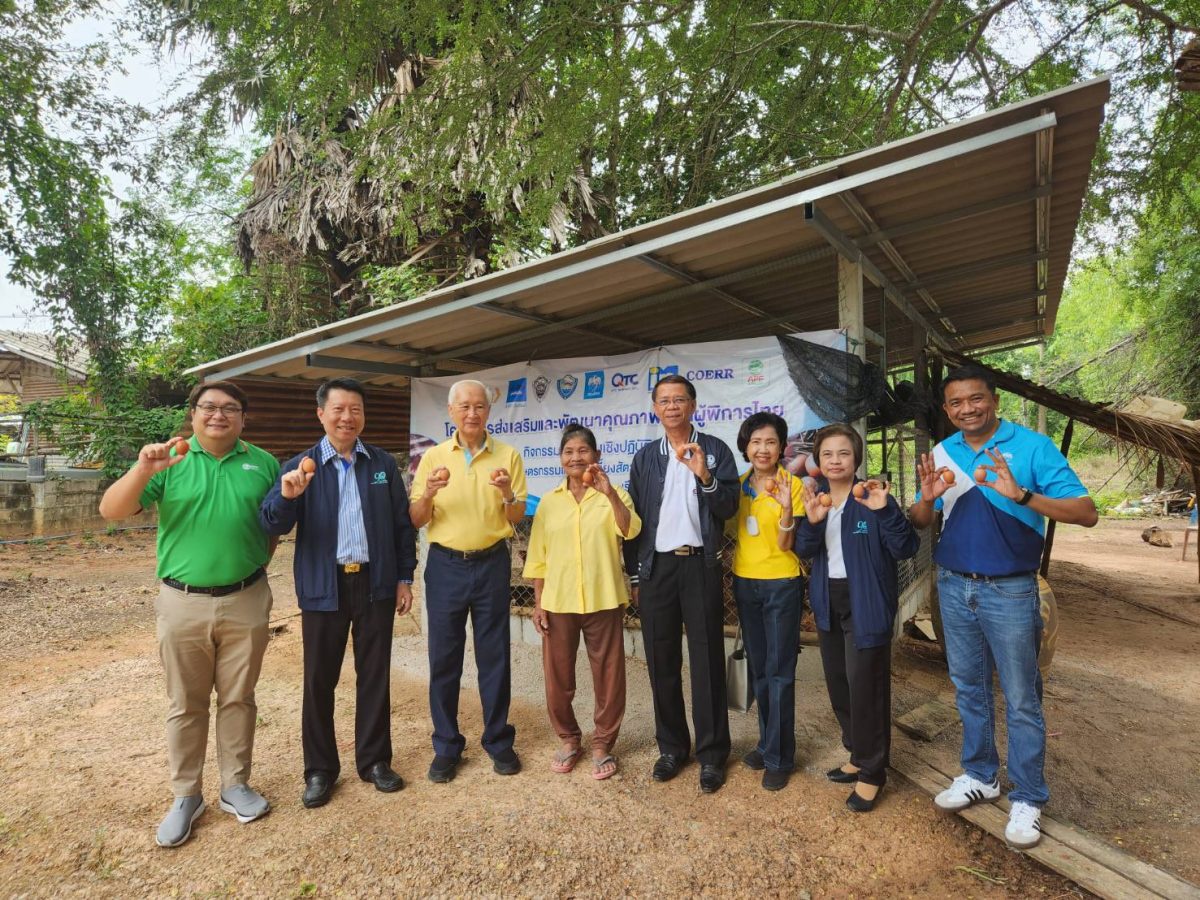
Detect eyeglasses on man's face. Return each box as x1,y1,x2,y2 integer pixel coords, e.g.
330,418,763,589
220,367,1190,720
654,396,691,408
195,403,243,416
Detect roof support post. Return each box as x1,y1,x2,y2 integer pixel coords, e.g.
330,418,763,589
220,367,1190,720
1039,416,1075,578
838,254,868,477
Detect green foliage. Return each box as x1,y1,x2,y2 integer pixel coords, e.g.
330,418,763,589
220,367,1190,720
23,390,185,477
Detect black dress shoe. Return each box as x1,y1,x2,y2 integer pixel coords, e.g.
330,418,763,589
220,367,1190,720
699,764,726,794
762,769,789,791
362,761,404,793
427,755,459,784
302,772,333,809
826,766,859,784
742,748,765,771
651,753,687,782
491,748,522,776
846,784,882,812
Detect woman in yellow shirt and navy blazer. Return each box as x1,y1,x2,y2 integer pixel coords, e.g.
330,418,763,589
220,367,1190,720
524,423,641,781
731,412,806,791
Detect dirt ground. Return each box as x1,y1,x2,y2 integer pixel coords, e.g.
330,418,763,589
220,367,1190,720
0,518,1196,898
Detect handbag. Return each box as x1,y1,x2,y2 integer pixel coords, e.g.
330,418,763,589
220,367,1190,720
726,625,754,712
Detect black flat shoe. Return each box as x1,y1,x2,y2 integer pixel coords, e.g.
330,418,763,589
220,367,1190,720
490,748,522,776
826,766,859,784
427,755,460,784
846,785,882,813
699,764,726,794
762,769,789,791
362,761,404,793
652,753,687,782
742,748,765,771
302,772,333,809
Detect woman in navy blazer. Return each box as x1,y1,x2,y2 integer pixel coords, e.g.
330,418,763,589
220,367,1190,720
796,423,919,812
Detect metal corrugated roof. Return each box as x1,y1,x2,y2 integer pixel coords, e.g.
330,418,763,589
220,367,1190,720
187,76,1110,386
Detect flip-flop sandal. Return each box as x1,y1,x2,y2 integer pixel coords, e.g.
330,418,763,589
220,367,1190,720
592,754,618,781
550,747,582,774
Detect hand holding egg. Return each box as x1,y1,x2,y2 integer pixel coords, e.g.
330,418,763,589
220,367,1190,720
801,481,830,525
281,456,317,499
916,453,952,503
136,436,191,475
860,478,890,511
425,465,451,497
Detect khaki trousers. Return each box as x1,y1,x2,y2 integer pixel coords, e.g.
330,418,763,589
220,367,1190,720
155,577,272,796
541,607,626,753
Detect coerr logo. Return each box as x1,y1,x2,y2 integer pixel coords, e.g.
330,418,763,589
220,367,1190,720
685,368,734,380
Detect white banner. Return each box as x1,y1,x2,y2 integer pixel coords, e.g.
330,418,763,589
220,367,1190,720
409,332,845,511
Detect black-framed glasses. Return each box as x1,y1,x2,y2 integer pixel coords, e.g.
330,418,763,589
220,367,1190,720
195,403,243,416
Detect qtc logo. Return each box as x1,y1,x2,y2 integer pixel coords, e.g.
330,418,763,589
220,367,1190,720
647,364,678,390
583,370,604,400
610,372,639,390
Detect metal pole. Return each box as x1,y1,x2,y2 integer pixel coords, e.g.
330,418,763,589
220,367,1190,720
1039,417,1075,578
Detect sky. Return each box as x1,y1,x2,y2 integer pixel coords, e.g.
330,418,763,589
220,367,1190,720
0,4,194,331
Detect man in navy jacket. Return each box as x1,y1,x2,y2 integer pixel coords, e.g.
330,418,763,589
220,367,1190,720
622,374,739,793
260,378,416,808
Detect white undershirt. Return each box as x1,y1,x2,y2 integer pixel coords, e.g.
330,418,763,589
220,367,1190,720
825,498,848,579
655,454,703,551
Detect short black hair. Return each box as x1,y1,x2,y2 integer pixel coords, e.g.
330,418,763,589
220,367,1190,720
651,373,696,402
812,423,864,469
942,364,996,398
736,412,788,462
317,377,367,408
188,380,249,412
559,422,598,453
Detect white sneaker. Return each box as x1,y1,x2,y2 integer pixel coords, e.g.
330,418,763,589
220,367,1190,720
1005,801,1043,849
934,773,1001,811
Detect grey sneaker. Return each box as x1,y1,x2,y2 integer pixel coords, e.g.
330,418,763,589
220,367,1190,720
218,783,270,823
156,795,205,848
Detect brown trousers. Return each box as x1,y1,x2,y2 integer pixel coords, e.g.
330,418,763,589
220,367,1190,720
542,607,626,753
155,578,273,796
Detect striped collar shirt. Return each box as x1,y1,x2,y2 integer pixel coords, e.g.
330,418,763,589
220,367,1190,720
320,436,371,565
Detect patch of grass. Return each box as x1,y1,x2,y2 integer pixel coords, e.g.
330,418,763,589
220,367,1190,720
295,882,318,897
84,827,121,879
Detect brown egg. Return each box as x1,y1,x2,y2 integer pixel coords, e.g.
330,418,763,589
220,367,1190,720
763,478,778,494
300,456,316,474
675,446,687,461
974,466,988,484
433,466,450,481
941,468,955,485
174,440,189,457
582,469,595,486
491,467,508,480
852,483,867,499
819,493,832,508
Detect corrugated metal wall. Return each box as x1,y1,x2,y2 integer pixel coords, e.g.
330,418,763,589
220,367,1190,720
183,377,412,460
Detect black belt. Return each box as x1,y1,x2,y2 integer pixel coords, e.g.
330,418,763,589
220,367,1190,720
431,540,507,561
948,569,1033,581
658,545,703,557
163,568,265,597
338,562,368,575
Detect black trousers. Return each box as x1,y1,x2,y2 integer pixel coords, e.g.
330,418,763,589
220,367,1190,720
817,578,891,786
639,553,730,767
301,568,396,780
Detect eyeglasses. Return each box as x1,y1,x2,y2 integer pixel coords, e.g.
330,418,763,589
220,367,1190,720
195,403,243,416
453,403,489,414
654,397,691,408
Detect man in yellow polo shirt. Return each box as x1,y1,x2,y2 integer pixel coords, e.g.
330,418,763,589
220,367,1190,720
410,379,527,782
100,381,279,848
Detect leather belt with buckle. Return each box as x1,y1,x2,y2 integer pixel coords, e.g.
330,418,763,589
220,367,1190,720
431,541,506,561
163,568,265,597
339,562,367,575
951,569,1031,581
669,546,703,557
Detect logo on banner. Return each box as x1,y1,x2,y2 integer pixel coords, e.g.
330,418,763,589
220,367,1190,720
686,368,734,381
611,372,639,390
584,370,604,399
506,378,527,404
557,374,579,399
533,376,550,401
746,358,767,386
647,365,678,390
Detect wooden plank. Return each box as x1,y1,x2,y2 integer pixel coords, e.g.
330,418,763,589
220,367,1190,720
891,749,1200,900
894,699,959,742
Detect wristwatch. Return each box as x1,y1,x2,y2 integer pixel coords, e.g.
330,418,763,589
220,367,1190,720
1016,488,1034,506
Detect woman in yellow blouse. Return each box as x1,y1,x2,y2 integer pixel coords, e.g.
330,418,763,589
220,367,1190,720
732,411,805,791
524,423,641,780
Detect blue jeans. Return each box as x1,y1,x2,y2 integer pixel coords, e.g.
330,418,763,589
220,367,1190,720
937,567,1048,807
733,575,802,772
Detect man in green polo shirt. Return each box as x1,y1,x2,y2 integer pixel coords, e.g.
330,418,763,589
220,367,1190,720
100,381,280,848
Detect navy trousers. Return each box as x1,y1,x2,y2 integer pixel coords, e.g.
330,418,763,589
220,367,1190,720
424,543,515,759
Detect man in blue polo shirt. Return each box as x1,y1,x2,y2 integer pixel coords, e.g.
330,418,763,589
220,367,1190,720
260,378,416,809
910,363,1097,849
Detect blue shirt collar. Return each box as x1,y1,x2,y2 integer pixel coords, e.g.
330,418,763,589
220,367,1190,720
949,418,1014,455
319,436,370,465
